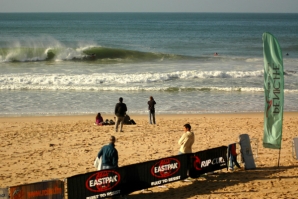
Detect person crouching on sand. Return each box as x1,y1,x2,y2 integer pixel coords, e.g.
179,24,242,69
95,112,104,126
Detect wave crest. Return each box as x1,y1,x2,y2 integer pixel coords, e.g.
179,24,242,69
0,38,183,62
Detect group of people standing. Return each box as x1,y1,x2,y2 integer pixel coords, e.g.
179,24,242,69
95,96,240,175
95,96,157,130
95,95,199,174
96,122,195,171
114,96,157,130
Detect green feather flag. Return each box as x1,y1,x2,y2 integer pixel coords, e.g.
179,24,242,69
262,32,284,149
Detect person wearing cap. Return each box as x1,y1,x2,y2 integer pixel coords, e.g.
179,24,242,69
97,136,119,169
114,97,127,132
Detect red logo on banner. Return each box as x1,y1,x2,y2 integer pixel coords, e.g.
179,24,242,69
193,156,202,170
151,158,180,178
86,170,121,192
10,187,24,199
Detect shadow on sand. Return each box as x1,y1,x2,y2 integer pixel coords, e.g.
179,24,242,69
119,166,297,199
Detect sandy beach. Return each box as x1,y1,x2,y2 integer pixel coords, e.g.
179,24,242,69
1,112,298,198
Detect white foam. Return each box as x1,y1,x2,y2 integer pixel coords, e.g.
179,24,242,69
2,70,298,93
245,58,263,62
0,70,263,85
2,82,297,93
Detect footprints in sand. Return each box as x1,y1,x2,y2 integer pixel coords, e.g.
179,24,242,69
1,115,298,199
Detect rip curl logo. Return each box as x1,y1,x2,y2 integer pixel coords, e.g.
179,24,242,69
193,156,202,170
86,170,120,192
151,158,180,178
193,156,225,170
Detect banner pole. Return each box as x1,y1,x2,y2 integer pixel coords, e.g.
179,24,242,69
277,148,281,167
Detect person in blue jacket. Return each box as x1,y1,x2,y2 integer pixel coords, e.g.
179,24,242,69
97,136,118,169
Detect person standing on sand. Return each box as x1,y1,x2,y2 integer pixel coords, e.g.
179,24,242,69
97,136,118,169
228,143,241,171
178,123,195,154
148,96,156,124
114,97,127,132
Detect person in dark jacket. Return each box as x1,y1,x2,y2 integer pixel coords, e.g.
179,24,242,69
97,136,118,169
114,97,127,132
148,96,156,124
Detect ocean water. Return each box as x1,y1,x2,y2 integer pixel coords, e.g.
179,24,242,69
0,13,298,116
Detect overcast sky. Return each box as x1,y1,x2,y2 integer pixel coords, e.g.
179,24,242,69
1,0,298,13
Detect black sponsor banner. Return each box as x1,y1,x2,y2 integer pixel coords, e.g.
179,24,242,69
189,146,228,178
67,148,229,199
67,154,188,199
67,168,124,199
135,154,188,188
9,180,64,199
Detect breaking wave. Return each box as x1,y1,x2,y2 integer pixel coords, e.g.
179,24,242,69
0,37,187,63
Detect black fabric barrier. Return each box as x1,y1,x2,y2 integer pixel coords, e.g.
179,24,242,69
67,154,188,199
67,146,228,199
189,146,228,178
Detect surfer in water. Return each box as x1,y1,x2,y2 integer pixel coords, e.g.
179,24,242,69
84,53,96,60
90,53,96,59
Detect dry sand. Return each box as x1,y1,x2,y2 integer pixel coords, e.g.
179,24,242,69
1,113,298,198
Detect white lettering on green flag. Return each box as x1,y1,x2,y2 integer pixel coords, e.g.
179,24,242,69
262,32,284,149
